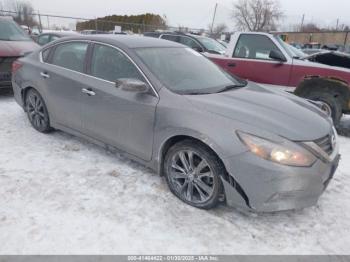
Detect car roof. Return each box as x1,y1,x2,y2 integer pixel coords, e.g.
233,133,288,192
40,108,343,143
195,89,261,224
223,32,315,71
53,35,184,49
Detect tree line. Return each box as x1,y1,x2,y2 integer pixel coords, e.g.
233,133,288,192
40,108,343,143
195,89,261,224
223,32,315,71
76,14,167,32
1,0,348,35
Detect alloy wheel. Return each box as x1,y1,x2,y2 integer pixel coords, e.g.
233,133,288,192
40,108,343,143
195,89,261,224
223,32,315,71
26,92,48,130
169,150,215,204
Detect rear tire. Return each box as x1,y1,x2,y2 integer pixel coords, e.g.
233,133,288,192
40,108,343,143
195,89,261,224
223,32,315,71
305,91,342,126
25,89,52,133
163,140,224,210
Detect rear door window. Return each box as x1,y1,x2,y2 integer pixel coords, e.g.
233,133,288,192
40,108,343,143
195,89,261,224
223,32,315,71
41,48,51,62
51,42,88,73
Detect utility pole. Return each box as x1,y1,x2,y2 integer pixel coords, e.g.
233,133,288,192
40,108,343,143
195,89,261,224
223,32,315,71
336,18,339,31
38,10,43,33
210,3,218,34
300,14,305,32
47,15,50,30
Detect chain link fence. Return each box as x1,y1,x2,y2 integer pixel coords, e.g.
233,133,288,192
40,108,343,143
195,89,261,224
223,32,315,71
0,9,210,35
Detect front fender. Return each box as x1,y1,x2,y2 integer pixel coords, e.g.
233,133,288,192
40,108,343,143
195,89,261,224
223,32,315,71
152,127,227,175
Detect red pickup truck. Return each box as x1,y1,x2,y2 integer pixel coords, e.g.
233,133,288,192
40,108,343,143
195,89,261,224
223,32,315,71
0,17,39,89
207,32,350,125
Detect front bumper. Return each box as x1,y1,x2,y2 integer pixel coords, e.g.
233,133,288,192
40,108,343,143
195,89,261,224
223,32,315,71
222,150,340,213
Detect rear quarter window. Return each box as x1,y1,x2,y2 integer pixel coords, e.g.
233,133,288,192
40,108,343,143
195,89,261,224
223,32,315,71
41,48,51,62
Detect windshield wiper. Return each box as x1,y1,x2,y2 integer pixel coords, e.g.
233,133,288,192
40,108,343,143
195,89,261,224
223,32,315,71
185,91,213,95
217,84,246,93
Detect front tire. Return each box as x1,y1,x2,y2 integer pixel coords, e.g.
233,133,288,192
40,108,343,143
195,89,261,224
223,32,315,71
25,89,52,133
305,91,342,126
164,140,224,209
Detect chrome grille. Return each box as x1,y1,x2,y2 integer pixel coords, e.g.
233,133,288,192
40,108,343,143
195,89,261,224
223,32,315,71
314,135,333,155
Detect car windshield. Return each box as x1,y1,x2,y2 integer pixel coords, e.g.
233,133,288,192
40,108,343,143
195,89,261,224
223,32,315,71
196,37,226,54
135,47,243,95
0,19,31,41
275,36,307,59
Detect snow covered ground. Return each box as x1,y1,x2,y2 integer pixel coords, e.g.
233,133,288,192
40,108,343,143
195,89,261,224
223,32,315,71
0,92,350,255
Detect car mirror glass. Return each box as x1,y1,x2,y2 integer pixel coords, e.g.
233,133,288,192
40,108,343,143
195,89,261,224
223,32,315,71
192,46,204,53
115,78,149,93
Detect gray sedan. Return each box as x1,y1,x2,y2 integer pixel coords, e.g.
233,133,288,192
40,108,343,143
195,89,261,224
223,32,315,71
12,35,340,212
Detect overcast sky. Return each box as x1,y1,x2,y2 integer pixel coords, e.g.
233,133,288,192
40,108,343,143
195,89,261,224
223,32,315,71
24,0,350,30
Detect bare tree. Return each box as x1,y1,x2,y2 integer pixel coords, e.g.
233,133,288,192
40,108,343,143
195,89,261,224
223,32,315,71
0,1,3,16
208,23,228,39
5,0,36,26
231,0,283,32
334,23,350,32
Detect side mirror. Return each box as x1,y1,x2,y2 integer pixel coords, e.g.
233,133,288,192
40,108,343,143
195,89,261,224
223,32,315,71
192,46,204,53
269,50,287,62
115,78,149,93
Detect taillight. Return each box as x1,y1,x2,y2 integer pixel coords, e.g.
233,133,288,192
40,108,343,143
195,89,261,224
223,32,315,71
12,60,23,74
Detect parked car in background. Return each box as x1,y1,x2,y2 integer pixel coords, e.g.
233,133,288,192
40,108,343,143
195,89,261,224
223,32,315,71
12,35,339,212
217,39,228,48
144,31,226,55
36,31,79,46
207,32,350,125
109,31,127,35
0,17,39,89
337,45,350,54
304,42,321,49
302,48,325,55
289,42,303,49
80,30,107,35
307,51,350,70
322,44,340,51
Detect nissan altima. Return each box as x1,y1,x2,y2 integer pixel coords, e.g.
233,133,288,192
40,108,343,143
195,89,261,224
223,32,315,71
12,35,340,212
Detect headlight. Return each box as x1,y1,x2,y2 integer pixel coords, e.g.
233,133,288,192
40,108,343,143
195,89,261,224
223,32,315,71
237,131,317,167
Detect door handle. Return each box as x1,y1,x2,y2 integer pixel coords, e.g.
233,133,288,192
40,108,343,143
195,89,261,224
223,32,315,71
82,88,96,96
227,63,236,68
40,72,50,79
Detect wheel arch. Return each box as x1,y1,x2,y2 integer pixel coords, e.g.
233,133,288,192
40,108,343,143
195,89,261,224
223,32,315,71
157,135,223,176
295,76,350,111
21,85,36,110
157,134,251,208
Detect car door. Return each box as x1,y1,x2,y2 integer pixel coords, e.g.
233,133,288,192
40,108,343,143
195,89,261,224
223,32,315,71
41,41,89,131
228,34,292,86
81,43,159,161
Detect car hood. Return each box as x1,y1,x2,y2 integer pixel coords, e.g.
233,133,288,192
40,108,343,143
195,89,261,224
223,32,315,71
305,51,350,70
0,40,39,57
185,82,332,141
